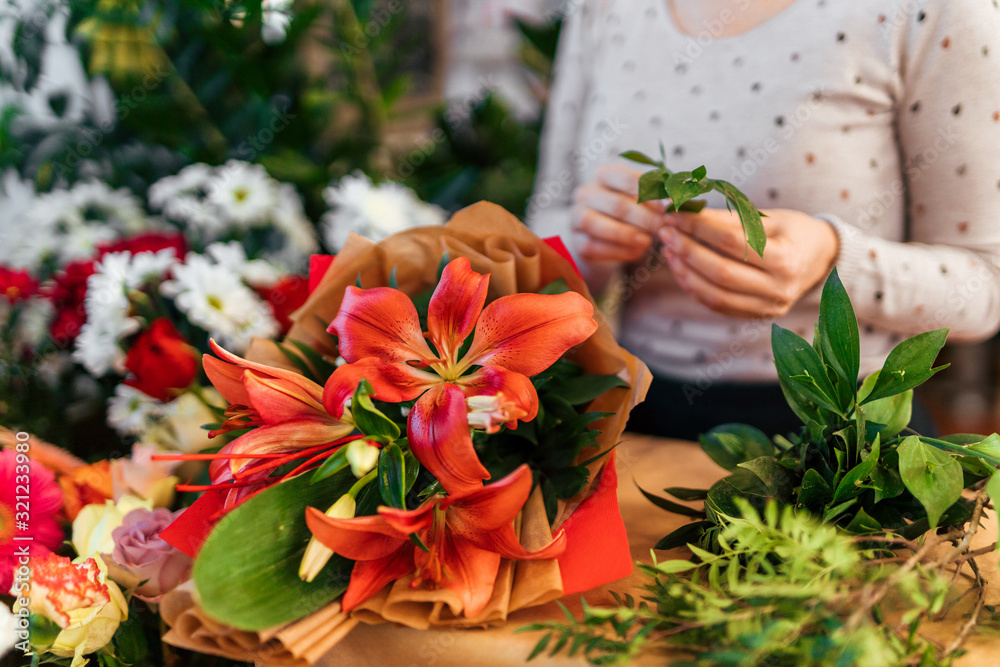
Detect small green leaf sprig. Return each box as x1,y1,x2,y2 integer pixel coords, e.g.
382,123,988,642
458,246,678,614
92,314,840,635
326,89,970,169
522,499,987,666
621,148,766,258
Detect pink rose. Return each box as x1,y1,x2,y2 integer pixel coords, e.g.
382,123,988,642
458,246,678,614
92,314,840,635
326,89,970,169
109,508,192,602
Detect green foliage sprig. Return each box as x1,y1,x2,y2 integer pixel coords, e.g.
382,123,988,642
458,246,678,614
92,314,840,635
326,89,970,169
523,499,994,666
622,149,766,258
648,269,1000,551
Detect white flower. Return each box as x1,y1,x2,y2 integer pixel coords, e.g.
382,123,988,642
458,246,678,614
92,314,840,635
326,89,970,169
0,602,16,658
206,241,282,287
13,296,55,350
161,252,279,352
71,251,170,375
321,172,445,250
148,163,213,210
262,0,294,45
268,183,319,268
206,160,278,228
107,384,170,436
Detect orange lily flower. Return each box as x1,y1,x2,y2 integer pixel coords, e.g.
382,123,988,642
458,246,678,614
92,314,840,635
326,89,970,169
203,341,354,487
322,257,597,494
305,464,565,616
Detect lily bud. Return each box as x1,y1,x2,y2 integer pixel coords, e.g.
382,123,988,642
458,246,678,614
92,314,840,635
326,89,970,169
299,495,356,583
345,439,380,478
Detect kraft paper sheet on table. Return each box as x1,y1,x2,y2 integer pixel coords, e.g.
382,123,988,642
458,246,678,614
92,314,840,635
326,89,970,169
163,435,1000,666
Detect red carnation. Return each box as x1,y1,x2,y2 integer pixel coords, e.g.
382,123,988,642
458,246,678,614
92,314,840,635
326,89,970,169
0,266,38,303
46,260,96,346
97,232,187,259
256,275,309,332
124,318,199,401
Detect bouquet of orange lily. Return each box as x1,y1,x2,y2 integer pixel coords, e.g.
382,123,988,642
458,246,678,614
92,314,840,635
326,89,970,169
154,203,650,665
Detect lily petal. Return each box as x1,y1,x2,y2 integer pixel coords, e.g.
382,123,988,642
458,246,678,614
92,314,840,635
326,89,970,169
322,358,439,418
244,371,327,424
446,465,533,532
341,546,415,612
328,286,436,365
461,524,567,562
209,340,325,403
408,384,491,495
203,354,251,406
305,507,411,561
221,419,354,476
462,292,598,377
459,366,539,425
427,257,489,361
418,530,501,618
378,498,437,536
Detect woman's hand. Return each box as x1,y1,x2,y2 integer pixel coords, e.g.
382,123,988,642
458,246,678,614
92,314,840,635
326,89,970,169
571,164,667,262
659,208,840,319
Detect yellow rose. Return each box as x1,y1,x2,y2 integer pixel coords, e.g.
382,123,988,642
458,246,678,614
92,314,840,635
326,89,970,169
71,496,152,559
20,554,128,667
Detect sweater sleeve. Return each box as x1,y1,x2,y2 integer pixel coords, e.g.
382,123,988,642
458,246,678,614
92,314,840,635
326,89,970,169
829,0,1000,343
525,3,619,293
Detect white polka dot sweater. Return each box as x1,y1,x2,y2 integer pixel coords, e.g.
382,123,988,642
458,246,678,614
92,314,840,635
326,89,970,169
527,0,1000,383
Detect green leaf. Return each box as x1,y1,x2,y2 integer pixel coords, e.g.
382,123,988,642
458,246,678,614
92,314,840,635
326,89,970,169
860,330,950,404
538,278,570,295
352,379,401,439
832,435,880,505
637,484,705,517
637,169,668,203
620,150,661,166
542,373,628,406
844,507,882,535
858,372,912,439
699,424,775,472
968,433,1000,459
797,468,833,511
311,447,348,483
378,442,407,508
816,268,860,392
663,487,709,501
194,470,354,630
664,171,714,210
898,435,964,529
653,520,715,550
985,471,1000,549
692,165,708,180
870,463,906,503
772,325,842,414
713,179,766,258
655,560,700,574
737,456,796,502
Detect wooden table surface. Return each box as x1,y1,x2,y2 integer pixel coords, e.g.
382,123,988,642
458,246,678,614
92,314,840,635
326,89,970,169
270,435,999,666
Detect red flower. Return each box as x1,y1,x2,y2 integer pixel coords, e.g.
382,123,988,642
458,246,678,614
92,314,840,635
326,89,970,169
1,448,64,593
255,275,309,332
322,257,598,494
46,260,96,346
124,319,199,402
97,232,187,259
0,267,38,303
58,461,113,522
305,465,565,615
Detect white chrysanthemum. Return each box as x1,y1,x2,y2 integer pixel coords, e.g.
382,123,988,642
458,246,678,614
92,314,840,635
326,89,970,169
161,252,279,352
206,241,282,287
0,602,16,658
9,180,152,269
262,0,294,44
71,252,156,375
107,383,170,436
206,161,278,228
148,163,213,209
13,296,55,350
321,172,445,250
271,183,319,256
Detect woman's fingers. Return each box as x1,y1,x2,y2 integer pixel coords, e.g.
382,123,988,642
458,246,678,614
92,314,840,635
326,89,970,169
661,209,770,267
574,183,665,234
663,250,789,319
572,205,653,262
660,228,783,301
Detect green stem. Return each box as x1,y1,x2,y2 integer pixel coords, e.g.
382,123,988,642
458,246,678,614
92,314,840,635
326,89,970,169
919,436,1000,467
348,468,377,499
